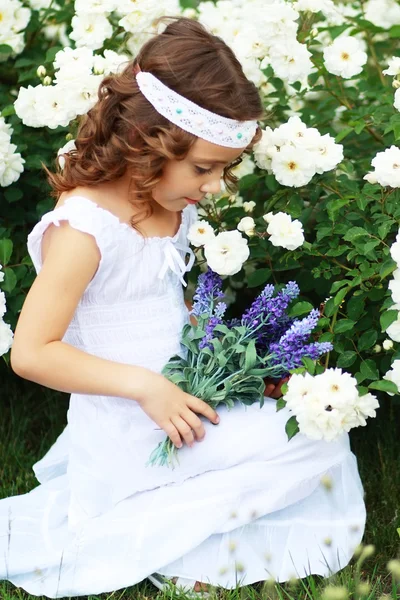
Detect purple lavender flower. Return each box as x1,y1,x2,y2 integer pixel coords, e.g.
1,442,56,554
268,309,332,372
241,281,300,348
191,268,224,318
199,302,227,350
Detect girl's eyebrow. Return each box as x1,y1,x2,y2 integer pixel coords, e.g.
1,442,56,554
192,158,230,164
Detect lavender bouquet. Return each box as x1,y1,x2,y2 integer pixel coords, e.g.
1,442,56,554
147,269,332,468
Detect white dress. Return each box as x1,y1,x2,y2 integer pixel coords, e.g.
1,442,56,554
0,196,366,598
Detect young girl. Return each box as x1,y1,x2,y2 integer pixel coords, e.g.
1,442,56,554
1,17,365,599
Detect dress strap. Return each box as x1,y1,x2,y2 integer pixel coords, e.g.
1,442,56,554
158,240,195,287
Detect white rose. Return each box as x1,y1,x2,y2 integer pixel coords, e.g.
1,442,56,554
394,88,400,113
204,230,249,276
387,313,400,342
383,57,400,77
57,139,77,170
70,13,113,51
187,221,215,247
0,320,13,356
323,36,368,79
237,216,255,236
383,359,400,395
363,172,378,185
271,145,316,187
0,145,25,187
371,146,400,188
266,211,305,250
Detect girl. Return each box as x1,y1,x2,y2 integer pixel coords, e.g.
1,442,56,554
1,17,365,599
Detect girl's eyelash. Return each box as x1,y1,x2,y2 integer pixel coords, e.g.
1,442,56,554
195,166,213,175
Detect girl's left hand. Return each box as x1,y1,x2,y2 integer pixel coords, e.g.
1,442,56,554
264,376,290,399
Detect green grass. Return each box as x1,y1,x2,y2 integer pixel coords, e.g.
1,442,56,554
0,368,399,600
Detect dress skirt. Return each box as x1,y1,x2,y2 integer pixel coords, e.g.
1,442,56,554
0,397,366,598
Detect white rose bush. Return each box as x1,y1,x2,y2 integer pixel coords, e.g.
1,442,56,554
1,0,400,406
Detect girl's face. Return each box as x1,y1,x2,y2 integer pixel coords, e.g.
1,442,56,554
151,138,247,212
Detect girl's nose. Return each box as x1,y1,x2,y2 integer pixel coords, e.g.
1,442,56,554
200,177,222,195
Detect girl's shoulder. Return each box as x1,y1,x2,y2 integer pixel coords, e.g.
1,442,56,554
27,190,124,278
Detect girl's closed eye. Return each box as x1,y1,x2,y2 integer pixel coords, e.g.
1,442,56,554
195,166,213,175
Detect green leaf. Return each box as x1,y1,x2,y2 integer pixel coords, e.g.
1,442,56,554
244,339,257,371
380,310,398,332
368,379,398,394
334,319,356,333
379,258,397,280
276,398,287,412
4,187,23,203
301,356,315,375
360,360,379,381
343,227,369,243
334,286,349,306
335,126,353,143
0,44,13,54
0,239,13,266
347,296,365,320
337,351,357,368
247,268,271,288
358,330,378,351
2,268,17,293
330,280,349,294
285,416,300,441
288,301,314,317
1,105,15,118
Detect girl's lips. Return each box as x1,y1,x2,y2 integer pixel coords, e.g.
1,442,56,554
185,197,201,205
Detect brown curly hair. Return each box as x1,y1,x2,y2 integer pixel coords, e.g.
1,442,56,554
46,16,266,229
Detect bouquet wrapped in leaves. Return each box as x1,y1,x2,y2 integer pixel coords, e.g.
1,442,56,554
147,268,332,468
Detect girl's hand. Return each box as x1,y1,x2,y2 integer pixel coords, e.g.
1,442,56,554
136,373,220,449
264,376,290,399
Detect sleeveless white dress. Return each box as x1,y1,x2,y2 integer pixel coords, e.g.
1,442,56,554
0,196,366,598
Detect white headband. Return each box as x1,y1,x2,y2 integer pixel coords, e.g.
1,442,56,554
135,71,258,148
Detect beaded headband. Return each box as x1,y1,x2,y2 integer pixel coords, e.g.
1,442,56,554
134,68,258,148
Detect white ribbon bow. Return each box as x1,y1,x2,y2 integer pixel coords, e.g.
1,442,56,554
158,240,195,287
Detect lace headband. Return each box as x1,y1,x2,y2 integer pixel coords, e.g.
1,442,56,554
134,67,258,148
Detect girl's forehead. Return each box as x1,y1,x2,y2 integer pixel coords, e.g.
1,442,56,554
188,138,247,164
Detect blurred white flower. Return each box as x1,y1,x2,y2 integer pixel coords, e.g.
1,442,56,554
383,56,400,77
0,320,13,356
386,313,400,342
187,221,215,247
363,172,378,185
0,0,31,56
373,344,382,353
383,359,400,395
394,88,400,112
231,154,256,180
70,13,113,50
383,339,394,351
389,277,400,304
204,230,249,276
266,211,305,250
364,0,400,29
0,265,4,284
312,134,344,174
53,47,94,73
237,216,255,236
269,40,313,83
74,0,118,13
271,145,316,187
0,144,25,187
323,36,368,79
243,201,256,213
28,0,53,8
370,146,400,188
0,291,6,317
294,0,337,16
57,139,77,170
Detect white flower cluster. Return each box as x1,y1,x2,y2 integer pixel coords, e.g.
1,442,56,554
187,222,249,276
120,0,182,56
0,266,14,357
14,47,129,129
0,116,25,187
284,369,379,442
253,116,343,187
365,146,400,188
70,0,116,50
382,56,400,114
196,0,313,87
382,230,400,343
0,0,31,57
